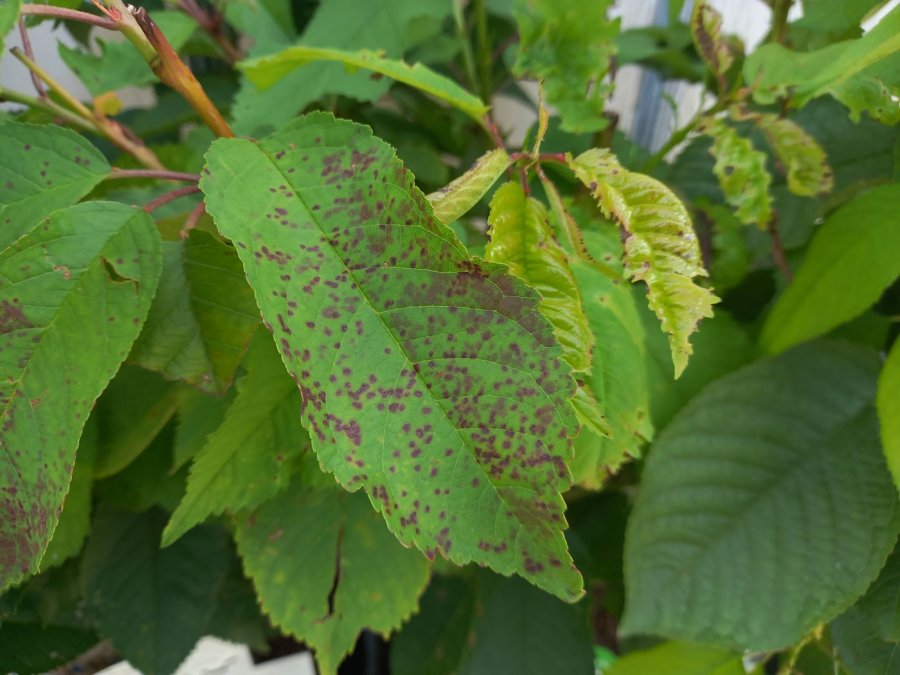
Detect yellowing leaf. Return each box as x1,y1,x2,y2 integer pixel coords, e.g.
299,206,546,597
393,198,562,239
568,149,718,377
428,148,510,224
877,340,900,491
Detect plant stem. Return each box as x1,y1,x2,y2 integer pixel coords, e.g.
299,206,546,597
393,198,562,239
769,215,793,282
17,19,46,99
108,169,200,182
10,47,95,120
144,185,200,212
181,201,207,237
94,0,157,62
453,0,480,99
178,0,242,64
770,0,792,45
0,87,96,133
474,0,492,103
20,3,117,30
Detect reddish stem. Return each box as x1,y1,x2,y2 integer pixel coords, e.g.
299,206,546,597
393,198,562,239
144,185,200,212
509,152,568,165
19,3,117,30
109,168,200,182
17,19,46,99
181,201,207,238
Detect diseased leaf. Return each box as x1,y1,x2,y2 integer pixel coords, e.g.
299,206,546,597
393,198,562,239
0,0,21,56
744,6,900,118
513,0,618,133
621,341,900,651
130,230,260,395
761,184,900,354
699,116,772,227
81,508,231,675
0,202,161,592
241,47,489,123
92,367,181,479
232,0,451,134
568,148,718,377
0,123,110,250
201,112,583,601
878,339,900,490
162,336,308,546
570,228,651,486
607,641,744,675
428,149,511,224
690,1,734,78
486,182,592,373
235,480,430,675
391,572,594,675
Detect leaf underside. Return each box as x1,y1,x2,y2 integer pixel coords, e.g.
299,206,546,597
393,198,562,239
200,112,583,601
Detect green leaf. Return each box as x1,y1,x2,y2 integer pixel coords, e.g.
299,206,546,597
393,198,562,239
58,11,198,96
241,46,489,123
224,0,297,57
0,0,21,56
235,480,430,675
731,108,834,198
391,572,594,675
831,543,900,675
0,202,161,592
92,367,181,478
697,202,750,292
39,418,97,571
621,341,900,651
0,623,97,675
744,6,900,117
428,149,511,224
486,182,592,373
568,148,718,377
690,1,734,78
0,123,110,251
699,116,773,227
513,0,618,133
172,387,234,471
231,0,451,134
130,230,260,394
81,508,231,675
607,641,744,675
761,184,900,354
162,336,308,545
789,0,884,49
201,112,583,601
878,339,900,491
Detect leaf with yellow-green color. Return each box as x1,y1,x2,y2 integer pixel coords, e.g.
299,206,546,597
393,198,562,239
699,116,772,228
428,149,510,224
235,479,430,675
690,1,734,79
240,46,489,123
877,340,900,490
568,149,718,377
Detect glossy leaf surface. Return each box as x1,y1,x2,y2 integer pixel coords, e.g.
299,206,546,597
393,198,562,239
201,112,582,600
622,341,900,650
0,202,160,591
569,148,717,377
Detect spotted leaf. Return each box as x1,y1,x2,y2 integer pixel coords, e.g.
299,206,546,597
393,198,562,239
428,148,511,225
200,112,583,601
0,202,161,591
568,148,717,377
235,478,430,675
690,1,734,78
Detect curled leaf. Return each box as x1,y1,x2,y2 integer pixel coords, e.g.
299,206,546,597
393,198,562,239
690,1,734,79
568,149,718,377
428,148,510,224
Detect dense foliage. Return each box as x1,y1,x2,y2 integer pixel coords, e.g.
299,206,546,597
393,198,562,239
0,0,898,673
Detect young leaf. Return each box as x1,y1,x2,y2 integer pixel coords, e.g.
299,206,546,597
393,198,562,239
699,116,772,227
877,339,900,490
201,112,583,601
621,341,900,651
568,148,718,377
0,202,161,592
485,182,592,373
162,336,309,546
0,123,110,250
760,184,900,354
690,1,734,79
428,148,511,224
130,230,260,395
513,0,619,133
235,481,431,675
391,572,595,675
81,508,231,675
240,46,489,123
0,0,21,56
607,641,744,675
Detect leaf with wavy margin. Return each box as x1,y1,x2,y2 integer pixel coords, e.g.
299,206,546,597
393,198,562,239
568,148,717,377
200,112,583,600
428,149,510,224
690,1,734,78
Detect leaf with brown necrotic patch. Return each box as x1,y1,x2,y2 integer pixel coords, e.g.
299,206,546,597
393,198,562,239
200,112,583,601
0,202,161,591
